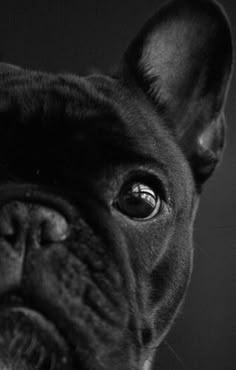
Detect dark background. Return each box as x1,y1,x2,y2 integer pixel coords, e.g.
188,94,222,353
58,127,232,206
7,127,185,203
0,1,235,369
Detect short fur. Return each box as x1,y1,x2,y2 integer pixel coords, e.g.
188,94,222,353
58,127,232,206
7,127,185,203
0,1,232,369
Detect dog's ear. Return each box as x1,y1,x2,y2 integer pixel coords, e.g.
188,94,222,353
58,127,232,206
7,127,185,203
122,0,233,185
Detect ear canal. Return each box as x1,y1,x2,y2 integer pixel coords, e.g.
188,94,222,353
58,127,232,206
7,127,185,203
122,0,233,185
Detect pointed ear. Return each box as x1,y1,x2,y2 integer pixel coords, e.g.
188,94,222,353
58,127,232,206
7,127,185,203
122,0,233,185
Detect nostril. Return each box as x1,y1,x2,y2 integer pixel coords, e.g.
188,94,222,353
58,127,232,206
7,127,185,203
0,201,70,249
0,213,21,246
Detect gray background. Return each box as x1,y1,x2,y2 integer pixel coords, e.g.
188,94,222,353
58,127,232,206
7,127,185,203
0,1,235,369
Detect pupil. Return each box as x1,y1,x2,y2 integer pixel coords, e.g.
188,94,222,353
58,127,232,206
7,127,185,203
116,182,160,219
131,191,156,208
130,184,156,208
118,183,157,218
123,195,155,218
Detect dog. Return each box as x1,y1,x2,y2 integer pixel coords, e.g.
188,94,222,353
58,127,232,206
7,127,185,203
0,0,232,369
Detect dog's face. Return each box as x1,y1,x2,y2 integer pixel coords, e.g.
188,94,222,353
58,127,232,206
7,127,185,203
0,1,232,370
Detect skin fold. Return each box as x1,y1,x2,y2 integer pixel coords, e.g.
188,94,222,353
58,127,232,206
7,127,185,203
0,1,232,369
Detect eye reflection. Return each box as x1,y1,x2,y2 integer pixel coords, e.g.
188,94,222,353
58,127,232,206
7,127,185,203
115,181,161,220
130,184,157,208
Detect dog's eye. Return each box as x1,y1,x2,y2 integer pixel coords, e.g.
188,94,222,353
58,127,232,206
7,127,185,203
115,182,161,220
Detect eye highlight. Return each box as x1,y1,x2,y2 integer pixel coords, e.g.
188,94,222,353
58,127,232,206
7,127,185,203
114,181,162,220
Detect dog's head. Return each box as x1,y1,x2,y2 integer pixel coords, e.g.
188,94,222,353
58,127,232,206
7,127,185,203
0,1,232,370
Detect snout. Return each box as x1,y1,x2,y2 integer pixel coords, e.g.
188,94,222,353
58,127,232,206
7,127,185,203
0,201,69,250
0,193,71,298
0,191,76,369
0,185,131,370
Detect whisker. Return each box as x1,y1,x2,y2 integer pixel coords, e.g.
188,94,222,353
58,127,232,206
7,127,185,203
163,340,186,369
194,241,212,260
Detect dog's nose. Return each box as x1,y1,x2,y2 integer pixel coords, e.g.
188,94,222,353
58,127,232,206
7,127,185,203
0,201,69,249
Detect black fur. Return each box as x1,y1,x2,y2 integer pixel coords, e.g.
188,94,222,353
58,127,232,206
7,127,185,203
0,1,232,370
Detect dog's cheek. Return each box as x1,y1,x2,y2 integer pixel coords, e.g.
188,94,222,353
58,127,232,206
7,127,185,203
113,190,197,345
18,208,143,370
